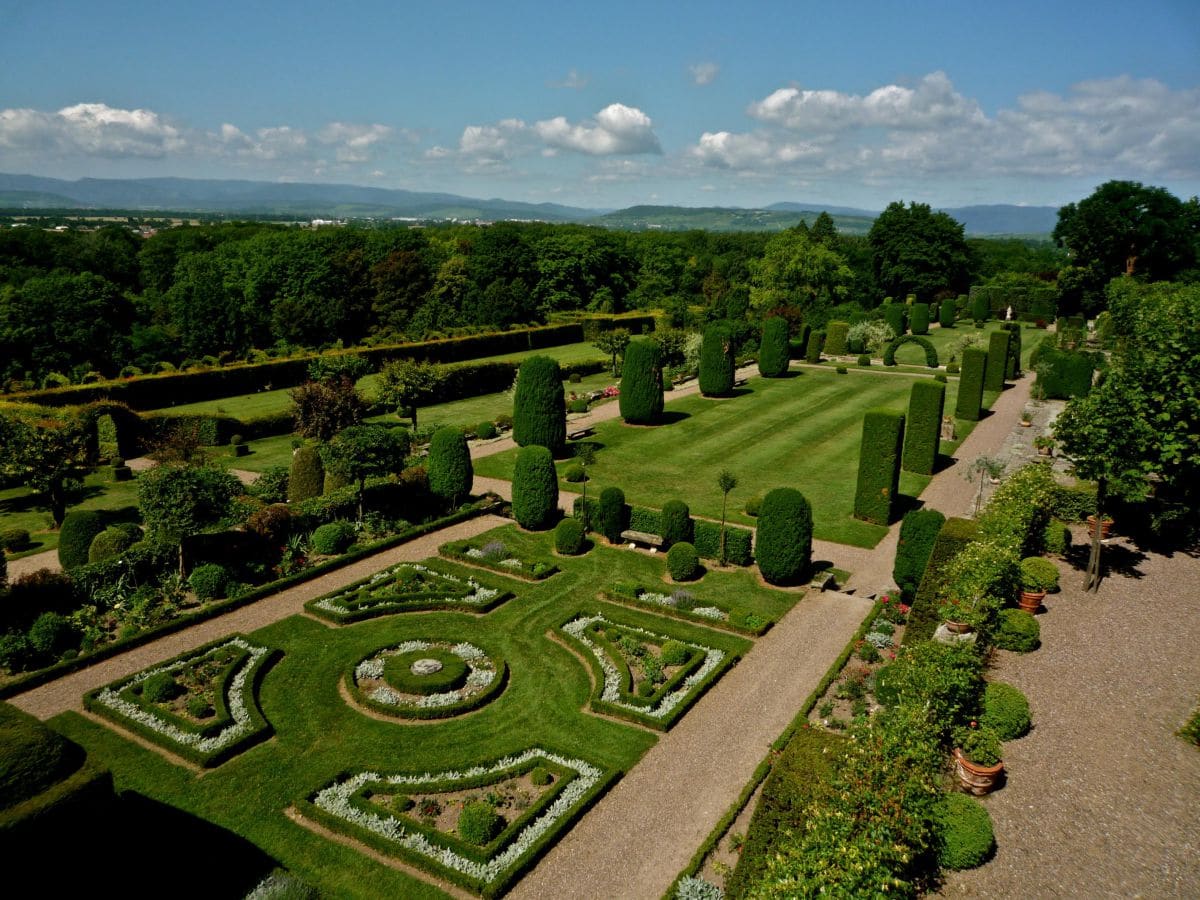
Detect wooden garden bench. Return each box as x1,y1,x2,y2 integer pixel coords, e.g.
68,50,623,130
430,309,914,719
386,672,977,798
733,378,748,387
620,529,664,548
567,427,594,441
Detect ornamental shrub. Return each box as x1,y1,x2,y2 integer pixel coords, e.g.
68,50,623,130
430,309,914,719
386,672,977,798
661,499,692,548
909,303,930,335
1033,347,1094,399
1019,556,1059,592
58,510,106,570
512,445,558,530
567,398,589,414
936,793,995,870
323,469,351,494
619,339,665,423
555,517,585,555
939,299,956,328
311,521,355,555
530,766,553,786
758,317,790,377
981,681,1031,740
1,528,31,552
902,381,945,475
954,347,987,421
0,702,85,808
247,503,292,546
660,640,689,667
882,335,938,367
744,495,762,517
142,671,181,704
971,292,990,322
27,611,76,657
755,487,813,585
984,331,1010,392
905,517,978,645
667,542,699,581
994,608,1040,652
853,409,904,525
699,325,735,396
893,508,947,601
249,465,290,504
458,802,504,846
693,519,753,566
824,320,850,356
87,526,138,564
512,355,566,456
288,445,325,502
188,562,229,600
564,464,586,483
886,640,984,739
803,329,824,364
1001,322,1022,378
883,303,907,336
427,427,473,507
1043,518,1071,556
476,420,497,440
597,486,627,542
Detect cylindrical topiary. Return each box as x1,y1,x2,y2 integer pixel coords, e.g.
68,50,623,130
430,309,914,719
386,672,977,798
427,426,473,507
288,445,325,503
980,681,1031,740
939,299,956,328
892,508,947,601
57,510,106,570
619,340,665,424
971,292,990,322
87,526,137,564
660,499,692,548
853,409,905,525
512,356,566,456
1002,322,1022,378
597,486,626,542
936,792,995,870
954,347,987,421
698,325,735,396
824,320,850,356
555,517,585,555
902,380,945,475
910,303,930,335
511,445,558,530
757,317,790,377
804,329,824,364
754,487,813,585
984,331,1010,392
883,304,907,337
667,541,699,581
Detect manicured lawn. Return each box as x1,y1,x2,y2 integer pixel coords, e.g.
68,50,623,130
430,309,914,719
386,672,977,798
212,433,298,474
477,369,959,548
921,320,1042,370
0,471,142,557
52,524,770,898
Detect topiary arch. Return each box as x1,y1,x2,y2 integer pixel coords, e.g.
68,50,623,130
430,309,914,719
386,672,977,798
883,335,939,368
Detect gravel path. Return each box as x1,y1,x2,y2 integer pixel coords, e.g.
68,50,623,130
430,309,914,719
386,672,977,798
940,536,1200,898
8,514,508,720
6,547,62,578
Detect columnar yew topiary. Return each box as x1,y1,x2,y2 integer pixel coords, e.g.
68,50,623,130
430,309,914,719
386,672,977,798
984,331,1010,392
512,356,566,455
955,348,987,421
661,499,692,548
699,324,735,396
57,510,106,570
902,380,945,474
511,445,558,530
288,445,324,502
754,487,813,585
971,292,990,322
427,426,472,508
853,409,904,525
892,508,947,601
910,303,930,335
597,486,626,542
804,330,824,364
758,317,790,377
939,299,956,328
883,304,906,336
824,321,850,356
1002,322,1022,379
619,339,664,424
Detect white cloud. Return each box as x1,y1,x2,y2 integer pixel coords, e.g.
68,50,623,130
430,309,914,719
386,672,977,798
551,68,590,90
317,122,392,162
534,103,661,155
689,62,720,86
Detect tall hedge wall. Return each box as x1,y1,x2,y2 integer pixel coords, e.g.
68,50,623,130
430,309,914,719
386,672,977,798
1001,323,1022,379
984,331,1010,392
883,304,907,337
754,488,813,585
1034,348,1094,399
512,356,566,456
902,380,945,475
939,300,956,328
909,303,930,335
699,325,735,396
903,517,979,645
954,348,987,421
511,445,558,530
618,340,664,424
853,410,904,525
824,321,850,357
758,317,790,378
892,508,947,601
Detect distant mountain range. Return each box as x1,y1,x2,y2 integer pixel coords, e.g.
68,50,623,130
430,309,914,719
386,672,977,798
0,173,1060,236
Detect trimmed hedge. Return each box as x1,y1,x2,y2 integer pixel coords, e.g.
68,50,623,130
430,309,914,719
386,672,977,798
57,511,107,571
757,317,790,378
287,445,324,502
754,488,813,585
853,410,904,525
512,356,566,456
427,427,473,506
0,701,86,810
661,499,693,548
1034,348,1094,399
936,793,995,870
693,519,753,567
824,321,850,356
939,300,956,328
954,347,987,421
699,325,735,396
909,303,930,335
984,331,1011,392
902,380,945,475
892,508,947,601
803,329,823,364
618,340,664,424
511,445,559,530
573,496,753,566
882,334,938,368
904,516,978,645
1001,322,1022,379
883,303,907,336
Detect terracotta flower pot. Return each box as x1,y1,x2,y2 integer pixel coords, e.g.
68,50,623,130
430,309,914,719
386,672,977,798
943,620,974,635
1019,420,1032,427
1087,515,1113,539
954,748,1004,795
1018,590,1045,614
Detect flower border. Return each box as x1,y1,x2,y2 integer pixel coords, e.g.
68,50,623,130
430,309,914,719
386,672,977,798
345,640,509,720
440,540,560,582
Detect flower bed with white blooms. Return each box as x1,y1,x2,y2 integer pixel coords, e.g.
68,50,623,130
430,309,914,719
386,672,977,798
440,538,560,581
346,640,508,720
305,560,512,624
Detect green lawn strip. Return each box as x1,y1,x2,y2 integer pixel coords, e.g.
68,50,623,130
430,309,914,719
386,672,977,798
211,432,298,474
1,471,142,556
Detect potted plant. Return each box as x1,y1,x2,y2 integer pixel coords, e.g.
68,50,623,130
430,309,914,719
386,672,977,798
938,594,983,635
1019,406,1033,427
954,722,1004,795
1086,513,1114,540
1018,556,1059,613
1033,435,1054,457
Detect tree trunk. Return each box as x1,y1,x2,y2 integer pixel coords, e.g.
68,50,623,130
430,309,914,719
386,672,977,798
719,494,728,564
48,479,68,527
1084,479,1107,592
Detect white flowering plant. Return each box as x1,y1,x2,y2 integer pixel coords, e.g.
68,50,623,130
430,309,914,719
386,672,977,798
348,640,507,720
440,538,560,581
306,561,511,623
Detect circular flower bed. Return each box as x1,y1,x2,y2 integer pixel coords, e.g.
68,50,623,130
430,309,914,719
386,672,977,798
348,640,507,720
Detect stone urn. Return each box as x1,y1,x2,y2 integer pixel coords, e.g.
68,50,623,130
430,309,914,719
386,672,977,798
954,748,1004,795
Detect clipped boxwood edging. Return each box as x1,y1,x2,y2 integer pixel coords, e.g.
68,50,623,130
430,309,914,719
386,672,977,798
345,641,509,721
439,541,559,582
597,589,769,637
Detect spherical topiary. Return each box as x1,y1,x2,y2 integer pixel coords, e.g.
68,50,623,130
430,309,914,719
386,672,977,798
667,542,699,581
743,495,762,517
758,317,790,378
512,356,566,456
311,521,356,555
427,426,473,508
141,671,181,704
27,612,76,657
755,488,813,585
529,766,553,786
598,486,626,543
1,528,31,552
87,526,137,564
476,420,498,440
459,802,504,846
555,517,585,555
661,499,692,548
568,372,582,384
981,681,1031,740
698,324,734,397
188,563,229,600
857,354,871,367
1020,556,1059,593
511,445,558,530
619,339,665,424
57,510,107,570
288,445,325,502
660,640,689,667
994,608,1041,653
936,792,995,870
564,464,586,483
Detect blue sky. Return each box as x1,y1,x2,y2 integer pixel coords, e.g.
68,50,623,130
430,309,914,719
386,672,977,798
1,0,1198,210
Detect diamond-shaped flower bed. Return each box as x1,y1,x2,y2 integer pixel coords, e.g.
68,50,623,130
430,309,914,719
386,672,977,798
299,748,612,897
83,635,278,767
346,640,508,720
558,613,732,730
306,561,512,624
440,538,559,581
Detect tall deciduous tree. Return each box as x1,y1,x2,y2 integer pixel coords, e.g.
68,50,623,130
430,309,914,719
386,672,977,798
749,228,854,322
137,464,241,572
868,202,970,301
319,425,410,521
377,359,441,428
290,376,367,442
0,413,91,526
594,328,631,377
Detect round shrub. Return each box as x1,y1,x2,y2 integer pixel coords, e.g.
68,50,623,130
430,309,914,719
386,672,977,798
142,671,181,704
288,445,325,503
476,420,498,440
743,495,762,517
57,510,107,570
758,317,790,378
567,398,589,414
188,563,230,600
836,366,848,374
661,499,692,548
935,372,948,382
87,526,137,564
667,542,699,581
27,612,76,657
1020,556,1059,592
564,464,586,483
994,608,1041,652
699,324,735,397
428,426,473,507
981,681,1031,740
597,486,626,542
511,445,558,530
2,528,32,552
230,434,244,446
555,517,585,555
619,339,665,424
459,802,504,846
568,372,582,384
755,487,813,585
529,766,553,786
936,792,995,870
512,356,566,456
857,354,871,367
946,361,961,374
311,521,356,555
660,640,689,667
